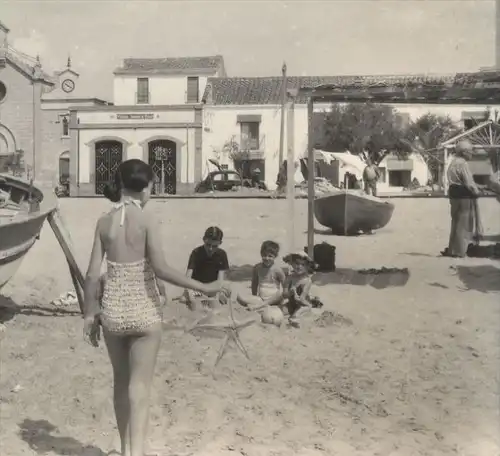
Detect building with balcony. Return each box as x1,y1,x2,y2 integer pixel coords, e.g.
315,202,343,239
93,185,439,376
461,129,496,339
69,55,225,196
201,76,495,191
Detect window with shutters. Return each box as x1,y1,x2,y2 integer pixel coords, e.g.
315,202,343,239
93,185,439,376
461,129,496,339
240,122,260,150
136,78,149,104
187,77,199,103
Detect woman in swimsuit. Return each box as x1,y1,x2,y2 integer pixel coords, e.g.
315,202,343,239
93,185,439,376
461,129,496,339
83,159,228,456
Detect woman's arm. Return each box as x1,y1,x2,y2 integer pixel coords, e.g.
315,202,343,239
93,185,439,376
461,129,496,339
83,222,105,319
145,216,216,294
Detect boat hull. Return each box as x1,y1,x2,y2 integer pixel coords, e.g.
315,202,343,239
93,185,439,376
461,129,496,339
0,175,57,290
314,191,395,235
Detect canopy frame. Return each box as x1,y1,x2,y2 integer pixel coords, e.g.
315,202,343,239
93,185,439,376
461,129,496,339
297,71,500,254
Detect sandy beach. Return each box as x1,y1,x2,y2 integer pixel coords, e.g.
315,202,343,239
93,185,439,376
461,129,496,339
1,197,499,456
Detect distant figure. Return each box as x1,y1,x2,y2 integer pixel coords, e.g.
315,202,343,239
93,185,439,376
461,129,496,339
363,158,381,196
275,161,287,195
441,140,482,258
250,168,267,190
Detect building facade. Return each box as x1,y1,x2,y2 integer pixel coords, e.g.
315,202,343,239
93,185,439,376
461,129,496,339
0,22,54,180
201,76,495,191
69,55,225,196
0,21,109,186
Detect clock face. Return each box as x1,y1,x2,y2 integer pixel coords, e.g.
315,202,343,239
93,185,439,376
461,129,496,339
62,79,75,93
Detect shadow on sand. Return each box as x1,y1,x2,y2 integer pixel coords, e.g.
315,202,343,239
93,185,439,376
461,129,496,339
18,419,106,456
453,265,500,293
228,265,410,290
313,268,410,289
309,228,376,237
400,252,438,258
0,295,81,324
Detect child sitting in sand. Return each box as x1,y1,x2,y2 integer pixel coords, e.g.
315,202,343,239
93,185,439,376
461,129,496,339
237,240,286,312
282,251,322,328
184,226,230,310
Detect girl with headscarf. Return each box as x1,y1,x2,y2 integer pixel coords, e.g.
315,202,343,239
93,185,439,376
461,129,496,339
441,140,483,258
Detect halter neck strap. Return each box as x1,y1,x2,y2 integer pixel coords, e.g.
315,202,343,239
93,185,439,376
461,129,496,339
112,198,142,227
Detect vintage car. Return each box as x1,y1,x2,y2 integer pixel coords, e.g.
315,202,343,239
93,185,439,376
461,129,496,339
195,170,243,193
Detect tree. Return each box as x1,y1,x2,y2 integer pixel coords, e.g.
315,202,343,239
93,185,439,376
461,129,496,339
320,103,411,164
404,113,462,183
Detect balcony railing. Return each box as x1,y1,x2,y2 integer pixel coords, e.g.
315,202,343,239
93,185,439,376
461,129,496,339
135,91,150,104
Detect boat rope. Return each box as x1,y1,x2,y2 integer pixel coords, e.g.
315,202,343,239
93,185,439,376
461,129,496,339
0,236,38,261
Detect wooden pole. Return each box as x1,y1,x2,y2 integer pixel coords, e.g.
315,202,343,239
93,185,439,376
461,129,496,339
307,98,315,256
278,62,287,167
48,209,85,313
286,94,296,253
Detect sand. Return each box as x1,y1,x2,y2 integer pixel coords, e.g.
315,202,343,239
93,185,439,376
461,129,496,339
1,197,499,456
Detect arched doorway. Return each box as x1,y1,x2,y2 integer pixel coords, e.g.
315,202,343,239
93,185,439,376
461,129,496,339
148,139,176,195
59,151,70,184
95,140,123,195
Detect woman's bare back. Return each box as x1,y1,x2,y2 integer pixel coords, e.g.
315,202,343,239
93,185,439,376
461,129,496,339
99,202,148,264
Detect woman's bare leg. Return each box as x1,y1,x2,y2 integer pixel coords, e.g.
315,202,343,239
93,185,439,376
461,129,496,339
128,326,161,456
103,330,131,456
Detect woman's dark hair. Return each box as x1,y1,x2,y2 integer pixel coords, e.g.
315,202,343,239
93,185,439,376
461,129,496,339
261,240,279,257
203,226,223,242
103,159,154,203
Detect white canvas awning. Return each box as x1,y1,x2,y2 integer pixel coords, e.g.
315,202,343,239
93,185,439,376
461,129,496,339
314,150,365,179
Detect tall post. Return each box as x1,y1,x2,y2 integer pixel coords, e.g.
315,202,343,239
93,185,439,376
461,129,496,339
286,92,296,253
307,98,315,256
278,62,287,167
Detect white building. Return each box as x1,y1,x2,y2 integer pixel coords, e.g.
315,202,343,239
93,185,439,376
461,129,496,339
201,76,494,191
69,55,226,196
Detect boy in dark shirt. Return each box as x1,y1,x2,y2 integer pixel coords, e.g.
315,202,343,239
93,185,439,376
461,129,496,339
185,226,229,310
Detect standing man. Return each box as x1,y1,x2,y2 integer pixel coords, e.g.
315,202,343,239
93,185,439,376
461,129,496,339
441,139,482,258
363,157,381,196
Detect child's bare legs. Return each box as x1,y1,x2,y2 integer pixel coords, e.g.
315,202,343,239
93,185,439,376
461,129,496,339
103,331,131,456
288,305,312,327
264,291,284,308
238,291,283,312
128,326,162,456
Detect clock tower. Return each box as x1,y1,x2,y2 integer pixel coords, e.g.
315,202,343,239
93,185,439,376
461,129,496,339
53,56,80,96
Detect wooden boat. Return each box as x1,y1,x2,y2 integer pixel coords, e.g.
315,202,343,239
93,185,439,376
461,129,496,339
0,174,57,290
314,190,395,235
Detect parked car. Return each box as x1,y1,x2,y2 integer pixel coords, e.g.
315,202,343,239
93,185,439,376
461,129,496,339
195,170,243,193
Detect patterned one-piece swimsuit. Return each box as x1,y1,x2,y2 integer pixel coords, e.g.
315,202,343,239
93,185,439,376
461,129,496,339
100,200,163,334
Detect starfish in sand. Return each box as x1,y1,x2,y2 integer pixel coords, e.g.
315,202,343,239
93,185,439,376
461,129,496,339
187,290,256,368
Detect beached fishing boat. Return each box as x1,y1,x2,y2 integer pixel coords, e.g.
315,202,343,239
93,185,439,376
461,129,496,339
314,190,395,235
0,174,57,290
